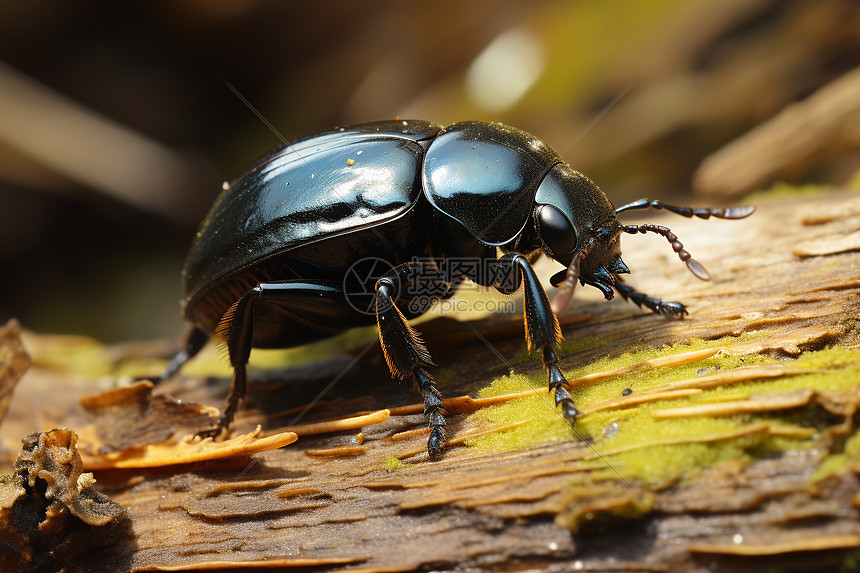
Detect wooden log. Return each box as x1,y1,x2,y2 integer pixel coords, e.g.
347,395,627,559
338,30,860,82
2,189,860,572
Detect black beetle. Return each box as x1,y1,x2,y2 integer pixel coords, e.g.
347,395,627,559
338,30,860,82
156,119,753,459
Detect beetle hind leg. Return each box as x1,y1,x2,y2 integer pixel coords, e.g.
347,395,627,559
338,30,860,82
196,287,260,438
142,325,209,385
375,276,447,460
614,281,687,318
195,281,351,439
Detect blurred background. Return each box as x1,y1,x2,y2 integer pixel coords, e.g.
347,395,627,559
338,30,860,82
1,0,859,342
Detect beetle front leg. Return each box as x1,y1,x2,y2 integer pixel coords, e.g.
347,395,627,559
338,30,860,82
494,254,579,422
614,281,688,318
374,274,447,460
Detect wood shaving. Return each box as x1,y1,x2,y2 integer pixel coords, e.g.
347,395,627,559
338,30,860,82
286,409,390,436
688,534,860,555
81,426,297,470
651,389,815,419
792,230,860,257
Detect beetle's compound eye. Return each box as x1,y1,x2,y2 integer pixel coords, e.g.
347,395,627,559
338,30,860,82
536,204,577,257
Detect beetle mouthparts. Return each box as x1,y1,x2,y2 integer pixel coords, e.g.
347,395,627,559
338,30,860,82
550,240,593,315
609,255,630,274
551,278,577,316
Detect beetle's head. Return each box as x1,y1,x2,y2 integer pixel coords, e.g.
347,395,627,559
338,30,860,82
546,220,625,295
530,163,626,311
532,163,754,314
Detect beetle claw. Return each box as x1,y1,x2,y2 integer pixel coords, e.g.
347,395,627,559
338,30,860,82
195,413,232,440
195,426,223,440
428,427,446,461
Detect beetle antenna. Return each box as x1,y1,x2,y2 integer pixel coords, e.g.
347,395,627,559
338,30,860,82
621,224,711,280
551,239,594,314
614,199,755,220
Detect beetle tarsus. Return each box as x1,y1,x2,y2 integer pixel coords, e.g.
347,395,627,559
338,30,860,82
194,366,247,439
417,366,447,460
203,287,259,438
221,366,247,427
428,427,445,461
614,282,688,318
545,346,579,422
198,281,349,440
195,425,224,440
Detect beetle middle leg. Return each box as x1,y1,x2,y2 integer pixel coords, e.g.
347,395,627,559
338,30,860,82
374,263,450,460
491,253,579,422
613,281,687,318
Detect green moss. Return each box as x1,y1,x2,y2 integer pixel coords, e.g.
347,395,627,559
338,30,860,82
586,415,756,484
384,455,406,472
560,336,612,354
476,371,543,398
507,336,610,367
792,344,860,370
810,429,860,483
466,394,573,453
467,340,860,487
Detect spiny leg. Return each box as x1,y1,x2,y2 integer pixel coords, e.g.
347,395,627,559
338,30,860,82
374,266,449,460
614,281,687,318
494,253,578,422
200,281,346,438
141,325,208,385
202,287,259,436
159,326,209,381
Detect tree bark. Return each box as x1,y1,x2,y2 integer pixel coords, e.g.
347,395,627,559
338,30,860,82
2,189,860,572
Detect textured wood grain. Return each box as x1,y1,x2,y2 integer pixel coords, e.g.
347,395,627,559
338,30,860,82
2,190,860,572
693,67,860,198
